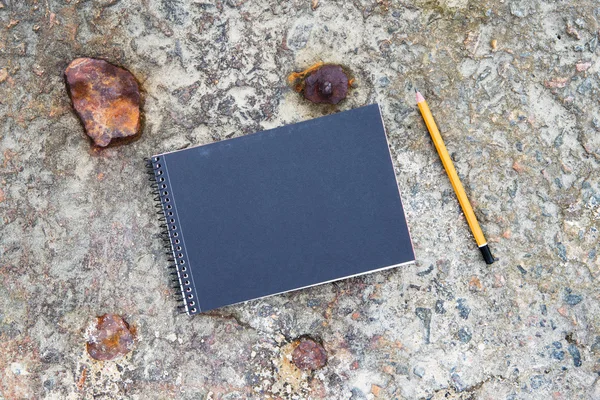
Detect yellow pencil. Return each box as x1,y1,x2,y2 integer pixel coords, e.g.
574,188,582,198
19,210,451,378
416,90,495,264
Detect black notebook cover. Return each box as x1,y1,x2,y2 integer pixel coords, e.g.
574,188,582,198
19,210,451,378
147,104,415,315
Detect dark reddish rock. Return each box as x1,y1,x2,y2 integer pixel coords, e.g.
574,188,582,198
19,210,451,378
65,58,141,147
86,314,135,361
303,64,349,104
291,338,327,371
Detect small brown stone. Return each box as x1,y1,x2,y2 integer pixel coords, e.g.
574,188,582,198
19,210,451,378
566,24,581,40
6,19,19,29
512,160,524,173
557,306,568,317
382,364,395,374
468,276,483,292
291,338,327,371
86,314,135,361
371,384,382,396
493,274,506,288
303,65,349,105
544,77,568,89
65,58,141,147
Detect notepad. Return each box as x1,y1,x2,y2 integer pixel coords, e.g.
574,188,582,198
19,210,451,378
147,104,415,315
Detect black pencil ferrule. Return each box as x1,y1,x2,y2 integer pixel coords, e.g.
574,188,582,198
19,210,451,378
479,244,495,265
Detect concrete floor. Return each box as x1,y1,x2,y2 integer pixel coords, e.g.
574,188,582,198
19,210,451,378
1,0,599,398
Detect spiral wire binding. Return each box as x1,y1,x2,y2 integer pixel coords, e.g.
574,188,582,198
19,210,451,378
145,157,198,315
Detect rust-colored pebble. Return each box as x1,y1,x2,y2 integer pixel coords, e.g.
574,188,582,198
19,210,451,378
303,64,349,105
86,314,135,361
65,58,141,147
291,338,327,370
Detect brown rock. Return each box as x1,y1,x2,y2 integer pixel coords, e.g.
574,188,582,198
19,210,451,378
291,338,327,371
303,65,349,104
382,364,395,374
86,314,135,361
566,24,581,40
512,160,524,173
371,384,382,396
493,274,506,288
544,77,568,89
6,19,19,29
468,276,483,292
65,58,141,147
557,306,568,317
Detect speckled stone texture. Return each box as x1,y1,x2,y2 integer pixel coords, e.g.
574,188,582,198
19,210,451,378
1,0,599,399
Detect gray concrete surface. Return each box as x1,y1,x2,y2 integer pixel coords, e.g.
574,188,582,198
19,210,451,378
1,0,599,398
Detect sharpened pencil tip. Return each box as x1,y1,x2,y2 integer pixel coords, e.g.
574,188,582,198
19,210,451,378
415,90,425,104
